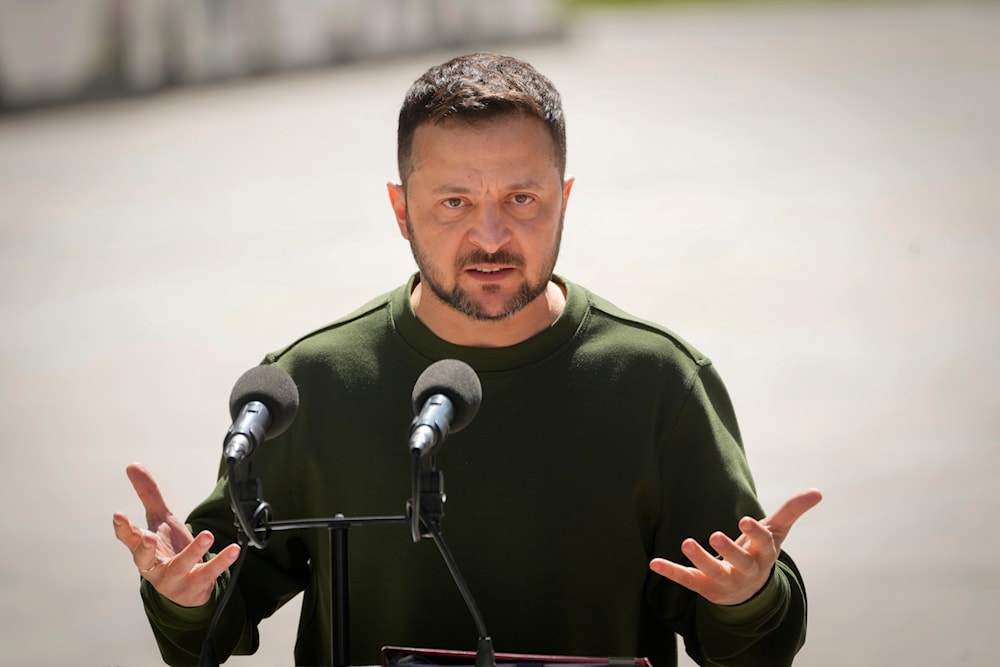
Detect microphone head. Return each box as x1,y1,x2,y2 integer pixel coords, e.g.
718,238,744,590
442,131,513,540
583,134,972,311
412,359,482,433
229,365,300,439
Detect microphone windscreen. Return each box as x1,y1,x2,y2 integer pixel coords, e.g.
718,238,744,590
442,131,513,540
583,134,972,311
412,359,482,433
229,365,300,439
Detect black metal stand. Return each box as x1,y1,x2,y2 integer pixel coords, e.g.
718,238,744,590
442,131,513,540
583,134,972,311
408,455,495,667
266,514,409,667
206,453,492,667
331,517,349,667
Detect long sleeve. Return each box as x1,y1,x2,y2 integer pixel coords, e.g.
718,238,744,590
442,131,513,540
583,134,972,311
139,473,311,666
694,552,807,666
644,361,808,665
133,280,811,666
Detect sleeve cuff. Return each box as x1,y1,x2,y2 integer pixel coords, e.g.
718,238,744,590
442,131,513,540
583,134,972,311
140,578,217,626
698,566,787,626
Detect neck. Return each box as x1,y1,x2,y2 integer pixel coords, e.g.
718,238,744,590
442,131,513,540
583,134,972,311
411,279,566,348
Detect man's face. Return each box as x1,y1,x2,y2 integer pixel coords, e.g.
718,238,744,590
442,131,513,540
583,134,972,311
389,115,573,321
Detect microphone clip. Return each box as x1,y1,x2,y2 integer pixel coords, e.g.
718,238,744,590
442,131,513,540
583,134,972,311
407,466,446,542
228,461,273,550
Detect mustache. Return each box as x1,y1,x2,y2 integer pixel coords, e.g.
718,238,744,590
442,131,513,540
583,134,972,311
457,249,524,268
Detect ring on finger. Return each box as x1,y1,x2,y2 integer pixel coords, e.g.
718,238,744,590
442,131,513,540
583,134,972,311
140,562,158,574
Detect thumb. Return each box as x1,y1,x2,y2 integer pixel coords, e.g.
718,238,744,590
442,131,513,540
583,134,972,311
125,462,173,524
762,488,823,547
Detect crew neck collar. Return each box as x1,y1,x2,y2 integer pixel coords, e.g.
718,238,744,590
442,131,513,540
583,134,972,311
390,274,587,373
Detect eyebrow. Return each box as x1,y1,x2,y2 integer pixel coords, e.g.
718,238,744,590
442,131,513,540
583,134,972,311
430,179,547,195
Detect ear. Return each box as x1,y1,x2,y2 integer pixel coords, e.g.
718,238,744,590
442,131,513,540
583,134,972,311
562,175,576,209
386,182,409,239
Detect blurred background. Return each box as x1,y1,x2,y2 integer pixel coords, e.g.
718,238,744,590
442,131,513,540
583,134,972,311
1,0,998,665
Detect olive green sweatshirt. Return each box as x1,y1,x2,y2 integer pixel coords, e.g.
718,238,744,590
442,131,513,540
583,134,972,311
141,275,807,666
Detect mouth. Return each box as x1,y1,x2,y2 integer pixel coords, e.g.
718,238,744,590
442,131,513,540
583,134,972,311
465,266,516,281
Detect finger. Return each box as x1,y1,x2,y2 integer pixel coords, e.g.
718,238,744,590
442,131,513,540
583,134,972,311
738,516,778,552
680,537,729,576
112,512,147,554
155,541,241,604
132,533,161,574
114,510,183,576
762,488,823,539
197,542,242,581
138,553,161,576
649,557,705,593
125,462,173,523
709,530,756,571
142,534,241,601
170,531,219,574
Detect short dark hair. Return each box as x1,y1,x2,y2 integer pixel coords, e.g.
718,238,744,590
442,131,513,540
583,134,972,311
397,52,567,186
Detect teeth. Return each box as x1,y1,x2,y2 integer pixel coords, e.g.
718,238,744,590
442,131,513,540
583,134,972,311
475,268,503,273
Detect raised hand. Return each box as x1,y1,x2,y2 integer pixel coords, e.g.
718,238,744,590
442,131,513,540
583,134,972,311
649,488,822,606
112,462,241,608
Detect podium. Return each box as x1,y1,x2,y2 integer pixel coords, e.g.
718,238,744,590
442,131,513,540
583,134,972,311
382,646,653,667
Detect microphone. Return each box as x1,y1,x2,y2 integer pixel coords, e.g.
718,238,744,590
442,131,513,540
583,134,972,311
406,360,494,667
409,359,482,457
223,365,300,462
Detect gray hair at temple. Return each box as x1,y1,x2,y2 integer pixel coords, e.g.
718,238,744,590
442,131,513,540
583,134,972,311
396,52,567,187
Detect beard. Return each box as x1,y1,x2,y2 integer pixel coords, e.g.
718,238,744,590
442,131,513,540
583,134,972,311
405,217,563,322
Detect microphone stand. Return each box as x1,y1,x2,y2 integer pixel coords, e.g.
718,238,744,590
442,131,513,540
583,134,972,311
410,455,496,667
203,449,495,667
200,458,407,667
200,458,269,667
268,514,409,666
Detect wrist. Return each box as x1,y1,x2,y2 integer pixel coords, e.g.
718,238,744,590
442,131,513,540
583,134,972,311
699,566,785,625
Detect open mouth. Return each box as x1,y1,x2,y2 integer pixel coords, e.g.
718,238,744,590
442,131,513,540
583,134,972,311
466,266,515,280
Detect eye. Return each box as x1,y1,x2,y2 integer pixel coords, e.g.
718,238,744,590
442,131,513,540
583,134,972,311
511,193,534,205
443,198,465,209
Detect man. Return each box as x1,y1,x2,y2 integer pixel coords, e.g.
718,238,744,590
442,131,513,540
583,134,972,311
114,52,821,666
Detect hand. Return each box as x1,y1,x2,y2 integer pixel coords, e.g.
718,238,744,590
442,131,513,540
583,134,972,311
649,488,822,606
112,462,241,608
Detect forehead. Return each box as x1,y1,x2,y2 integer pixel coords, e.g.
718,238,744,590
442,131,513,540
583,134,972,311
408,115,560,182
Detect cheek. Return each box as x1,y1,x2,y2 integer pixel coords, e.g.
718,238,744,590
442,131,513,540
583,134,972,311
408,217,464,258
517,211,563,244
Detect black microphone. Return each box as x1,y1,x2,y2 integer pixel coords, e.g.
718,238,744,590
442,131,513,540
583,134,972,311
223,365,300,462
409,359,482,457
406,360,494,667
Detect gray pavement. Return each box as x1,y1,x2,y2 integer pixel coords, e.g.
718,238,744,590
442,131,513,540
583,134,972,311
2,2,999,665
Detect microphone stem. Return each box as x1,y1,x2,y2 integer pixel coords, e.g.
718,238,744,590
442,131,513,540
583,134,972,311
200,530,251,667
420,509,495,667
410,450,422,543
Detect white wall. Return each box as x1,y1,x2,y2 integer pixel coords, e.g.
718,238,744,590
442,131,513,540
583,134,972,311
0,0,566,109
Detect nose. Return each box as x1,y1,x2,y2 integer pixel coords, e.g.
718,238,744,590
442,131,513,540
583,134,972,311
467,203,511,254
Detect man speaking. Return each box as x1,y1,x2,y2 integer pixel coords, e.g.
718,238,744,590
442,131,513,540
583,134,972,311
114,52,821,667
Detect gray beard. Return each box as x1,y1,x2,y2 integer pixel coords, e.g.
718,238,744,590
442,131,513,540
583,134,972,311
413,247,551,321
404,204,564,321
430,270,546,321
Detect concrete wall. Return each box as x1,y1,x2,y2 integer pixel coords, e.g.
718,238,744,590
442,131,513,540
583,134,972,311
0,0,566,110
